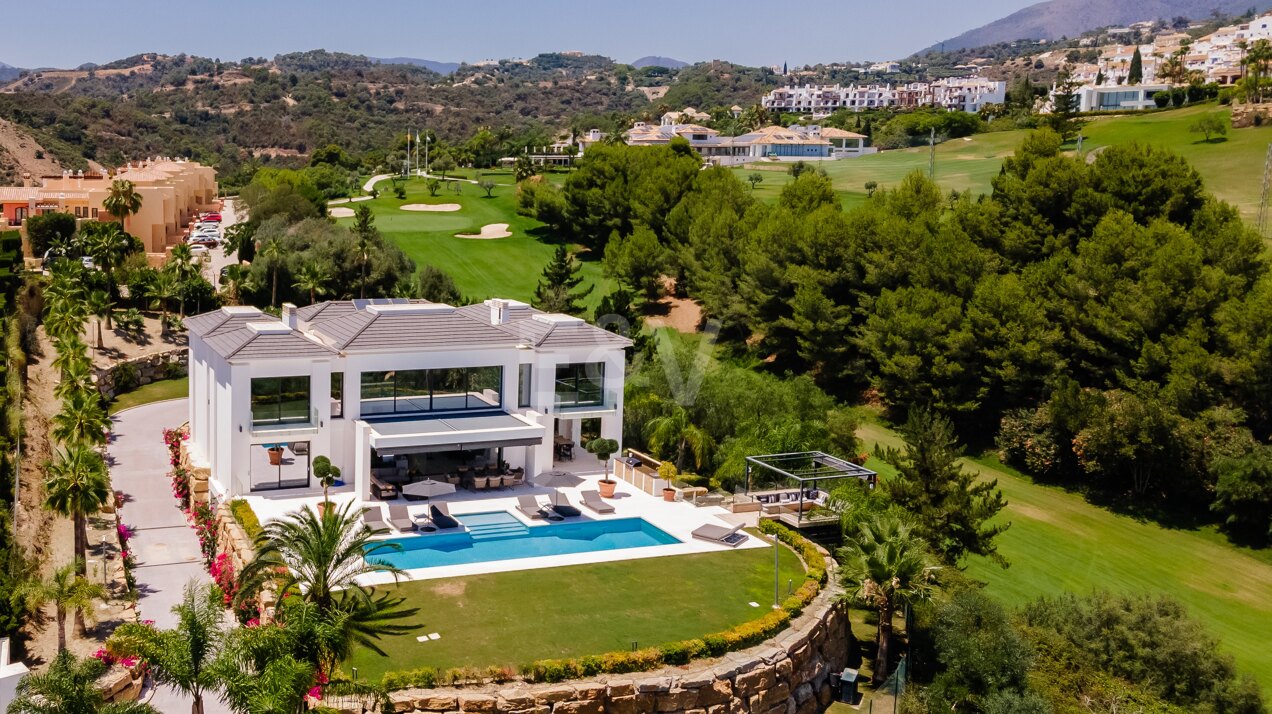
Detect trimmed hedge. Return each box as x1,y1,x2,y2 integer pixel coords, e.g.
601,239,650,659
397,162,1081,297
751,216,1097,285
228,499,262,540
380,525,833,688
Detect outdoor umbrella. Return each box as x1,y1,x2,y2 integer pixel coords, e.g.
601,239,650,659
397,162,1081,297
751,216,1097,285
534,470,584,504
400,479,457,527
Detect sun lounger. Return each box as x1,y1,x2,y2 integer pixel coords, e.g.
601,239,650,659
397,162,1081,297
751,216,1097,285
387,504,417,533
691,523,748,547
580,490,615,514
516,495,548,520
430,503,461,530
363,506,390,533
551,497,582,518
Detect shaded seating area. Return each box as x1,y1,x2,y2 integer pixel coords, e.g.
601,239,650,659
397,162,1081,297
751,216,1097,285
369,448,528,500
743,451,877,526
691,523,748,547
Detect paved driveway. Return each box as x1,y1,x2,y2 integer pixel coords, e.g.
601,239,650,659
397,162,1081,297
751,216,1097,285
108,398,229,713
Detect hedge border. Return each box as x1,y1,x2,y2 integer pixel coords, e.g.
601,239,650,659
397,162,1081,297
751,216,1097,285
380,525,832,689
229,499,263,540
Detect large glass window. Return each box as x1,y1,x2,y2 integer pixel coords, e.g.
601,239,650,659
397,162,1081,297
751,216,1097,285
359,367,503,416
555,362,605,407
251,376,311,427
330,373,344,419
518,364,532,408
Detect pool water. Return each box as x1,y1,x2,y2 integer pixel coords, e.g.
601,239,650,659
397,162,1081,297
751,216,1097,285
368,511,680,570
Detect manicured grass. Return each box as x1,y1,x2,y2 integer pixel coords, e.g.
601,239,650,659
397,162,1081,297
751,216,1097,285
349,544,806,681
856,421,1272,694
735,105,1272,225
107,377,188,415
335,176,613,308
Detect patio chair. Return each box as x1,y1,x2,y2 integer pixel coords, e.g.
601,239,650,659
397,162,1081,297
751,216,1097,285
516,495,548,520
363,506,390,533
369,473,398,500
386,505,417,533
473,476,489,490
580,490,615,514
691,523,748,548
430,503,461,530
445,473,461,486
551,497,582,518
504,472,525,487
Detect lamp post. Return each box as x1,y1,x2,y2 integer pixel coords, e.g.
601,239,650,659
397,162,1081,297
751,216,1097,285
772,529,781,609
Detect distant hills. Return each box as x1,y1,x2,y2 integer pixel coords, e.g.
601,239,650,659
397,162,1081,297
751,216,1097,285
924,0,1272,53
371,57,461,75
0,62,21,82
632,56,687,69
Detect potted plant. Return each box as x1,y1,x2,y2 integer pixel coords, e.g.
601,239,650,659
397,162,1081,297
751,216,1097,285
312,455,340,515
586,438,620,498
267,445,284,466
658,461,679,502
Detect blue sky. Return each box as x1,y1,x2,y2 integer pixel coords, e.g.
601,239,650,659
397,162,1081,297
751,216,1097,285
4,0,1038,69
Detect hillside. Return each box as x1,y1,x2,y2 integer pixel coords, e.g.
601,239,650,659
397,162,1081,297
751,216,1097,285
632,56,687,69
926,0,1272,52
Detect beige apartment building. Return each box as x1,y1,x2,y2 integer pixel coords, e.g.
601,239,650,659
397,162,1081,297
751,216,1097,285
2,158,218,257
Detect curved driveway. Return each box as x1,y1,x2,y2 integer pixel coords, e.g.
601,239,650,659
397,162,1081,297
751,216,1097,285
109,398,229,713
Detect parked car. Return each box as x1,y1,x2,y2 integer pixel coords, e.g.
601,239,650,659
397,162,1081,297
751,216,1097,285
201,213,222,223
189,245,210,257
190,236,219,248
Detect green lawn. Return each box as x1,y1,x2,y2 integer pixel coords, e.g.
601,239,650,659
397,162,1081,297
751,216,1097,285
350,544,805,681
107,376,188,415
857,421,1272,695
734,105,1272,225
337,176,612,308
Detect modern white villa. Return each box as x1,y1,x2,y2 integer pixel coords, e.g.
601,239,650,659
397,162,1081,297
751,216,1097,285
185,298,629,502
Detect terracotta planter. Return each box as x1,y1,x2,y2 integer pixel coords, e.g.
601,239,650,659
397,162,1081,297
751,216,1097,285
663,488,676,502
316,501,331,517
267,447,283,466
598,479,617,498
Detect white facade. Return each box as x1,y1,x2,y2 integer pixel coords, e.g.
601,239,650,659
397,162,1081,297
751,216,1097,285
186,299,630,504
761,78,1006,115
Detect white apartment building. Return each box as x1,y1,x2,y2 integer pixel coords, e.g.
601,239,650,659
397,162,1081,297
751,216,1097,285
761,78,1006,115
185,298,630,502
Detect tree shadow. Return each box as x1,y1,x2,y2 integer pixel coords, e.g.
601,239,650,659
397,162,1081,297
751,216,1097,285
1193,137,1230,145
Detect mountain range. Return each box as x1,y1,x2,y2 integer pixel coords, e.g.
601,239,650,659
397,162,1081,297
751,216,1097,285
0,62,20,82
631,56,688,69
924,0,1272,53
371,57,461,74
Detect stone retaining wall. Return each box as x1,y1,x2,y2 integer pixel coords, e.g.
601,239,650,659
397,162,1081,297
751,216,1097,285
381,588,851,714
1232,102,1272,129
95,348,187,401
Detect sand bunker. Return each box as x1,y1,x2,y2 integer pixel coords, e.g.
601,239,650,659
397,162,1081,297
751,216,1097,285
350,196,373,202
328,198,349,205
456,223,512,239
328,207,355,218
401,203,461,212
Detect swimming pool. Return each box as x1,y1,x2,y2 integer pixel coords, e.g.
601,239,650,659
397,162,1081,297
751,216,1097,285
368,511,680,570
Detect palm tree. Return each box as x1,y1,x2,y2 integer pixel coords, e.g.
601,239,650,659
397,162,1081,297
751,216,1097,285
646,404,714,472
839,515,938,685
54,359,95,402
22,561,108,653
292,264,330,305
219,264,254,305
86,290,114,350
150,270,180,336
9,651,158,714
1246,39,1272,104
45,445,111,575
108,583,225,714
82,221,134,309
258,239,284,307
209,626,317,714
166,243,200,319
51,390,109,446
103,179,143,236
50,339,90,381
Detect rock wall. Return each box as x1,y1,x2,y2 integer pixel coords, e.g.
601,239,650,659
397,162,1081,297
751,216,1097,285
95,348,187,401
382,591,851,714
1231,102,1272,129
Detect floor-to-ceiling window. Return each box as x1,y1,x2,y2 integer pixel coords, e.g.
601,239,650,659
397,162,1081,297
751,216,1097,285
554,362,605,408
250,376,311,428
359,366,504,416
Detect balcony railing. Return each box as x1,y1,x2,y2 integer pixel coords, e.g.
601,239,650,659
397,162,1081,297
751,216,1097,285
553,388,619,413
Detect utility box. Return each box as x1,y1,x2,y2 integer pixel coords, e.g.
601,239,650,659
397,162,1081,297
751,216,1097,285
839,667,859,703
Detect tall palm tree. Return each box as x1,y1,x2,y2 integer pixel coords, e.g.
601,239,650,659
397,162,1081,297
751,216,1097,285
646,405,714,472
150,270,180,336
50,339,90,381
102,179,143,236
9,651,158,714
51,390,109,447
1246,39,1272,104
108,583,225,714
54,359,95,402
839,515,938,685
45,446,111,575
219,264,254,305
22,561,108,653
292,264,330,305
86,290,114,351
82,222,135,311
258,239,284,307
166,243,200,319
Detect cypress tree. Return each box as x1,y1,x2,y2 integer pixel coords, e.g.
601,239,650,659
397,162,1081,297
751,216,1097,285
1128,47,1143,85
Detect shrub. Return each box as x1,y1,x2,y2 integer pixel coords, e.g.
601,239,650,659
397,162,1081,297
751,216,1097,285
229,499,262,539
112,362,140,393
659,639,707,665
758,519,828,584
381,666,438,690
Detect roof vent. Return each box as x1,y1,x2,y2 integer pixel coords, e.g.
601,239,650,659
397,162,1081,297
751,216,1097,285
245,321,293,335
221,306,263,316
532,313,584,325
365,303,454,315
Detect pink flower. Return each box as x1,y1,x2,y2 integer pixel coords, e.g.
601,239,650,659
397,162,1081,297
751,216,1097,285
307,685,323,701
245,618,260,628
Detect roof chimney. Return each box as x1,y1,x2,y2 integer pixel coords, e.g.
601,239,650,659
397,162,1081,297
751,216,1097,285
488,298,510,325
20,172,31,188
281,303,298,329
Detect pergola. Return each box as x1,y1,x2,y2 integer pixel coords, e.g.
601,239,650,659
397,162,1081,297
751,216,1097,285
744,451,878,524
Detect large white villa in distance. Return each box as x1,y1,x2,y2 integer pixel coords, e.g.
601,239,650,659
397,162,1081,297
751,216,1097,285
185,298,629,501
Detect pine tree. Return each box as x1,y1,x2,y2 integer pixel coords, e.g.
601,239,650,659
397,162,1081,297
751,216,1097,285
1128,47,1143,85
533,246,592,315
